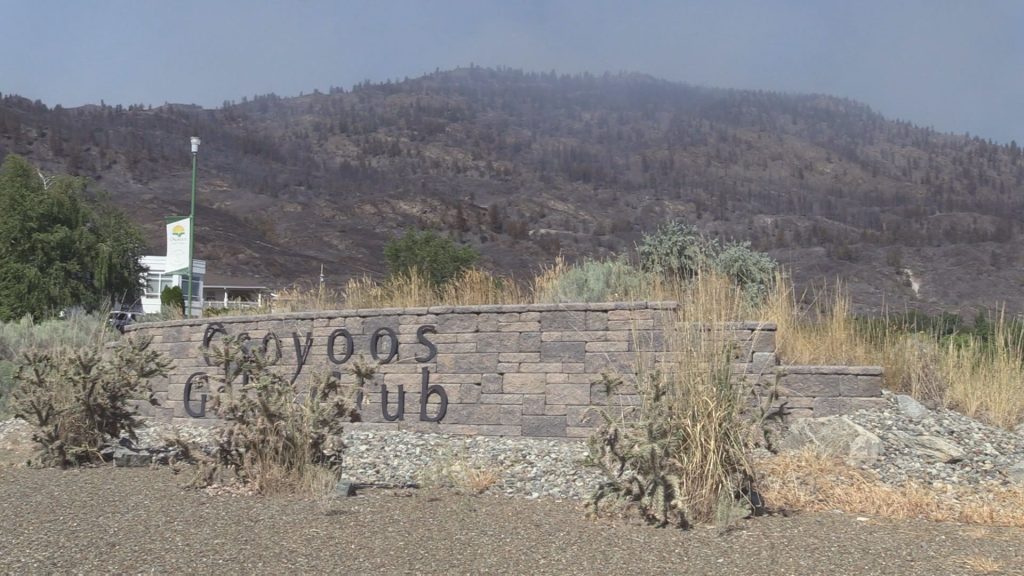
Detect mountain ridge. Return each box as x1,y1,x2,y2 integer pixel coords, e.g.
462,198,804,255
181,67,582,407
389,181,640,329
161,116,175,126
1,66,1022,314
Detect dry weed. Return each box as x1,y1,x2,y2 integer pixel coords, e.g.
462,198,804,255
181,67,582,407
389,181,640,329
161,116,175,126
416,448,504,495
956,555,1004,574
759,450,1024,527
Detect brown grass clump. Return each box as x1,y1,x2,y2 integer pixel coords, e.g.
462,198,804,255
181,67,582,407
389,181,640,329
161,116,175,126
762,274,1024,430
416,447,504,495
588,270,762,528
341,268,528,310
955,556,1004,575
759,450,1024,527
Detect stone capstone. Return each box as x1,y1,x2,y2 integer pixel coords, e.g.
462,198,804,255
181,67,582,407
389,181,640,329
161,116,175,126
779,415,883,464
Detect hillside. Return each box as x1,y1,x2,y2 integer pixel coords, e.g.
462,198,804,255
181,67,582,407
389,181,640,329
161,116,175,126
2,67,1023,313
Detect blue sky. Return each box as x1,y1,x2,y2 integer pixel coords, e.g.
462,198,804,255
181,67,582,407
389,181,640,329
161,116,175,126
2,1,1022,142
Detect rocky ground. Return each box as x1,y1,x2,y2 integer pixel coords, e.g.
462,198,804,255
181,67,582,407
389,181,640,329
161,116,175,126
124,390,1024,497
4,390,1024,498
3,394,1024,574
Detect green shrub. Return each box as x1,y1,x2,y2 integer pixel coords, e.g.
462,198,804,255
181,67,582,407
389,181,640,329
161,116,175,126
384,229,479,288
638,221,777,300
638,221,714,278
537,257,651,303
191,336,360,495
714,241,778,300
161,285,185,314
10,335,170,467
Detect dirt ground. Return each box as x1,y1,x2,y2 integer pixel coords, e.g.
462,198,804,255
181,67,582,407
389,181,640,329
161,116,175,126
0,466,1021,575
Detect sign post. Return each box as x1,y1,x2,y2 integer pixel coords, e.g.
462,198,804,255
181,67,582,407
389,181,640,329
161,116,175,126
188,137,201,317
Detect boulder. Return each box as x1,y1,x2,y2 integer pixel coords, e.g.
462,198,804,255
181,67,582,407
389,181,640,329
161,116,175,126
899,434,965,464
1004,462,1024,485
895,395,930,419
1013,422,1024,437
112,446,154,468
779,416,882,464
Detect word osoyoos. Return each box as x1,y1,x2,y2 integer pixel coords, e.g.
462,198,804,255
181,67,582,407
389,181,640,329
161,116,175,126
182,322,449,422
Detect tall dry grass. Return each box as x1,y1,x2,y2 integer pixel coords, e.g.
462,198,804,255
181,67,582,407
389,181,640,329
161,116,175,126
760,450,1024,527
202,256,1024,430
589,269,763,527
763,274,1024,429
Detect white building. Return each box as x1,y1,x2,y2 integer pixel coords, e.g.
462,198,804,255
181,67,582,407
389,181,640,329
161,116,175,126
140,255,206,317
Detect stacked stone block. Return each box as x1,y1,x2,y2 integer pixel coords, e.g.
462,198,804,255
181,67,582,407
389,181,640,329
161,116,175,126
127,302,885,438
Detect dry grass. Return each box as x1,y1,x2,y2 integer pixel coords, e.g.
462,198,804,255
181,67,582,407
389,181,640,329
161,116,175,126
416,448,504,495
762,274,1024,429
763,275,877,366
759,450,1024,528
589,269,762,527
956,556,1005,575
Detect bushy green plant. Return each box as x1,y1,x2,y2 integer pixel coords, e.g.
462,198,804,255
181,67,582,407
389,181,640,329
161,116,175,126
10,335,170,467
160,285,185,315
638,221,713,278
0,155,146,322
383,229,479,288
638,221,778,300
192,336,360,494
537,257,651,303
714,241,778,300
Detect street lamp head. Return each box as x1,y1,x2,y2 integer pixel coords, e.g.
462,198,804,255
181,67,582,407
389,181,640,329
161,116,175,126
190,136,201,154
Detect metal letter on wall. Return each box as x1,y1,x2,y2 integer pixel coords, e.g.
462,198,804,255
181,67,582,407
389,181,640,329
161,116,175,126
183,372,208,418
380,384,406,421
370,327,398,364
418,367,448,422
415,325,438,362
327,328,354,365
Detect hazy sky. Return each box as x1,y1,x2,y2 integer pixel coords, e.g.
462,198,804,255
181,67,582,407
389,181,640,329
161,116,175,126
2,1,1022,143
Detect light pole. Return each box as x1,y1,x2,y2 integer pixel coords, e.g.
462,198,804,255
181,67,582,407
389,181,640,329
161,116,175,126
187,136,200,317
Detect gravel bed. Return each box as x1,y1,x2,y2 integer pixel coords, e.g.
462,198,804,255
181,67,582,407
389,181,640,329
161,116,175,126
845,391,1024,487
6,388,1024,499
131,424,604,499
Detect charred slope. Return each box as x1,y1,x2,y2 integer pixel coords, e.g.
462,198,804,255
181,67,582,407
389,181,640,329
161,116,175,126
1,67,1022,313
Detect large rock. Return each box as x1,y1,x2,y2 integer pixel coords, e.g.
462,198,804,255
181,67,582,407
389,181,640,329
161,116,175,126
1014,422,1024,437
898,434,965,464
1004,462,1024,485
895,395,930,419
779,416,883,464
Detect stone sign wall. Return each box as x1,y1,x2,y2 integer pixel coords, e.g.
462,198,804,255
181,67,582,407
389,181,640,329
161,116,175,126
125,302,884,438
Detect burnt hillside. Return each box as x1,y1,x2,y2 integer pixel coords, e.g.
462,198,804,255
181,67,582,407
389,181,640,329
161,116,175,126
2,67,1022,313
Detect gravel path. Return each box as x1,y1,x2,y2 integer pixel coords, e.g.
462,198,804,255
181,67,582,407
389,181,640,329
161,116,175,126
1,467,1022,575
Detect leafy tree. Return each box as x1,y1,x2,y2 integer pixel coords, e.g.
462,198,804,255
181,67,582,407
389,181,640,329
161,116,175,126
383,229,479,287
0,155,146,321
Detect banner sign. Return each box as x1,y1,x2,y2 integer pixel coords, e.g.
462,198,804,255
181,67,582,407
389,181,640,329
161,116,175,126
165,216,191,275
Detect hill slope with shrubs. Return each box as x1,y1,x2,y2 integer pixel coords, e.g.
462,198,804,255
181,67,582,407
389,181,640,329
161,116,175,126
2,67,1024,312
